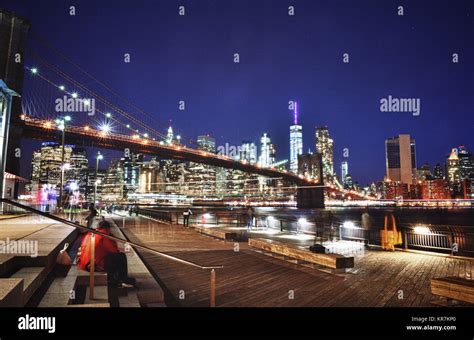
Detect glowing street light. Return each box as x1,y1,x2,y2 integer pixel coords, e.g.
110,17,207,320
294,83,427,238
59,85,65,91
69,181,79,191
105,112,112,118
297,217,307,234
99,122,111,134
71,92,78,99
414,226,431,234
343,221,356,229
30,67,38,74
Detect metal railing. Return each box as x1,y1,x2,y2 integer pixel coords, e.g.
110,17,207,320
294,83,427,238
0,198,223,307
405,231,452,252
339,223,474,257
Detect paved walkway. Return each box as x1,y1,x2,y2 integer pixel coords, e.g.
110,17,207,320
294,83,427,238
114,215,474,307
0,215,57,241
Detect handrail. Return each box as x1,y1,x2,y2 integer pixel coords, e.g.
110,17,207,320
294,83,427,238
0,198,223,270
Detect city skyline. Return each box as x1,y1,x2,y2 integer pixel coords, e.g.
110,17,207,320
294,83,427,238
2,1,474,328
2,0,471,185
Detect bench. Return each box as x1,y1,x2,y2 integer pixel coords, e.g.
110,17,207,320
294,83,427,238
248,238,354,270
431,277,474,305
194,226,237,241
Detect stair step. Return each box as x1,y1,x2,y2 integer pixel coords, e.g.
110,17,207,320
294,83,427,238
0,254,16,277
38,266,78,307
118,288,140,307
76,270,108,286
85,285,109,305
0,278,24,307
68,303,110,307
11,267,48,306
16,224,77,267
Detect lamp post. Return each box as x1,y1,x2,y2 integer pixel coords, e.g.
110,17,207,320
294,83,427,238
56,115,71,209
93,152,103,206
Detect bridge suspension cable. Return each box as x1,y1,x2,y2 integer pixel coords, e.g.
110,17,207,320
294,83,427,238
27,34,197,146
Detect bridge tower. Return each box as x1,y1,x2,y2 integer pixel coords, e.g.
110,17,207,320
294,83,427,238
296,152,325,209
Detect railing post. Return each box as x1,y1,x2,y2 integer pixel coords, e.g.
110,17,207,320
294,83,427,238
89,234,95,300
210,269,216,307
450,233,455,256
403,230,408,250
280,219,283,232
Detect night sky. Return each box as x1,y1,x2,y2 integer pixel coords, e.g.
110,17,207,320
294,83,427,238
3,0,473,185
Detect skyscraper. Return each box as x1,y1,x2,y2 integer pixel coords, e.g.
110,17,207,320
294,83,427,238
458,146,474,179
196,135,216,153
433,163,444,179
258,133,274,168
385,134,416,184
67,148,88,194
102,160,124,201
416,163,432,181
315,127,334,183
123,153,143,197
166,126,174,144
187,135,216,195
28,143,89,198
239,141,257,164
343,174,353,190
289,102,303,173
446,148,460,184
340,160,348,183
139,158,161,194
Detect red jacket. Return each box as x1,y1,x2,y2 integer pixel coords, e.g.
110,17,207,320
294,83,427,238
77,227,120,271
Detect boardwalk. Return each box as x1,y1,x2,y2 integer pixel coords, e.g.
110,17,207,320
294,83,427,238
113,216,474,307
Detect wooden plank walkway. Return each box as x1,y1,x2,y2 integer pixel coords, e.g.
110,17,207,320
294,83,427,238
114,216,474,307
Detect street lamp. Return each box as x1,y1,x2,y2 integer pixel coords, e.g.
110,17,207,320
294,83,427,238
56,115,71,209
93,152,103,206
99,122,111,134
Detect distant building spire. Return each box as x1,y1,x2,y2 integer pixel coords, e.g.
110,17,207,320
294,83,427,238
294,101,298,125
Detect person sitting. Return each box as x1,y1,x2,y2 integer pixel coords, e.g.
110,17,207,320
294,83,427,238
77,220,135,288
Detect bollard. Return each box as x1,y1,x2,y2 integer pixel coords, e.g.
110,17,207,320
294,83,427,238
89,234,95,300
210,269,216,307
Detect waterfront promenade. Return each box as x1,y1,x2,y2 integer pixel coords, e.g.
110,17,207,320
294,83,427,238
113,215,474,307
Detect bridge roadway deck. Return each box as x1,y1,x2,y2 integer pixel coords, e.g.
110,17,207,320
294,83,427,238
113,215,474,307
